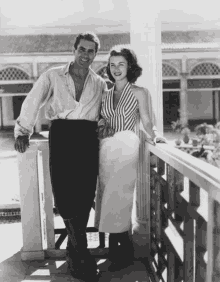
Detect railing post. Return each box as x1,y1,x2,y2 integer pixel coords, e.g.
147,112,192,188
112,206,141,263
17,143,44,260
133,130,151,258
207,193,220,282
37,141,55,257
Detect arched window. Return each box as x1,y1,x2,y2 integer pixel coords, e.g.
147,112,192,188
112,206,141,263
190,63,220,76
0,68,32,121
162,64,178,77
188,63,220,89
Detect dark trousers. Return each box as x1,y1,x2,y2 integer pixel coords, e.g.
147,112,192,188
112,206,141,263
49,120,99,275
109,231,134,262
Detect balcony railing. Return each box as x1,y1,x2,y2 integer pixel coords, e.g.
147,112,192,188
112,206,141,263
17,130,220,281
137,130,220,282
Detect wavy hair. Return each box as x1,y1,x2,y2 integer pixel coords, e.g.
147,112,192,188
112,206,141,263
106,44,142,83
74,32,100,53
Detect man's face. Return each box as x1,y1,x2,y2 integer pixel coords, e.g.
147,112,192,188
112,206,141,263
74,39,97,69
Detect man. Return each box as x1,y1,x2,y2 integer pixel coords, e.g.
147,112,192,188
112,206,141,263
14,32,107,282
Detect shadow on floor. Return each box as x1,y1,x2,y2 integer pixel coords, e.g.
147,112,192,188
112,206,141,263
0,251,150,282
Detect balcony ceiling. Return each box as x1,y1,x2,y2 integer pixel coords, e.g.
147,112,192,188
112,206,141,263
1,0,220,35
1,0,220,53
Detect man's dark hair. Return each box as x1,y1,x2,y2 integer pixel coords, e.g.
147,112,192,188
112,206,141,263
74,32,101,53
106,45,142,83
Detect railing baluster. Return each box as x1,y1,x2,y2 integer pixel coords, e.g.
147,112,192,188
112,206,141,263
212,200,220,281
37,142,55,252
183,213,194,282
155,179,162,243
167,164,175,212
183,180,200,281
189,180,200,208
158,158,165,176
195,215,207,282
168,249,175,282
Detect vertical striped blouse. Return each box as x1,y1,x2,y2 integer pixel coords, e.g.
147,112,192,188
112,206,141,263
101,82,139,132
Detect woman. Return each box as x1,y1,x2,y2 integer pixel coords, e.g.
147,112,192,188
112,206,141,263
95,45,166,271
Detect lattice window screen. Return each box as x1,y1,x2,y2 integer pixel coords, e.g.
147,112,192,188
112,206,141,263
0,84,33,93
0,68,29,80
187,79,220,89
191,63,220,76
162,64,178,77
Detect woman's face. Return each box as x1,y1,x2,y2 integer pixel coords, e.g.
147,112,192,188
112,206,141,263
109,55,128,82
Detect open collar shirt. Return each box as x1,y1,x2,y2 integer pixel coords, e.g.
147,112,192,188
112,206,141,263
14,61,107,138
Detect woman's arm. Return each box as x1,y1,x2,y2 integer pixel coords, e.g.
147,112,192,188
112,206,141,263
133,86,166,143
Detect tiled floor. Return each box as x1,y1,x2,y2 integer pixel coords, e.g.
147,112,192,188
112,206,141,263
0,252,150,282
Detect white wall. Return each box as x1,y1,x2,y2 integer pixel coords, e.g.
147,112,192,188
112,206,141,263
187,90,213,120
2,96,14,126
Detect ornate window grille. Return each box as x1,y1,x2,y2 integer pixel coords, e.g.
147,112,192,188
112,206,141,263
187,79,220,89
190,63,220,76
162,64,178,77
0,84,33,93
0,67,29,80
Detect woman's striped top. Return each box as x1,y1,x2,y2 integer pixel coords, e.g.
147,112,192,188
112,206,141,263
101,82,139,132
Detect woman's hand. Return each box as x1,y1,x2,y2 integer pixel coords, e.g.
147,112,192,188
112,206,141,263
153,136,167,144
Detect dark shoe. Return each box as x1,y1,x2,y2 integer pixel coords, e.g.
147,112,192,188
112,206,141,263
70,270,100,282
84,270,101,282
67,260,100,281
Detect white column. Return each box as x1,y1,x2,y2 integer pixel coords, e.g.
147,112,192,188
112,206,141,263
128,0,163,134
215,91,219,122
180,56,188,125
128,0,162,258
32,62,42,133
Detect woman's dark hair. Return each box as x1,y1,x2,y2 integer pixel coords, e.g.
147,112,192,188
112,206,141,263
106,45,142,83
74,32,100,53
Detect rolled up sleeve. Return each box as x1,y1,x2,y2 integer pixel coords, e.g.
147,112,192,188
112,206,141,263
14,72,50,139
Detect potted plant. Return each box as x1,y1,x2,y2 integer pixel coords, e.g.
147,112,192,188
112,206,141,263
191,122,220,168
181,127,191,144
171,119,186,146
192,138,199,147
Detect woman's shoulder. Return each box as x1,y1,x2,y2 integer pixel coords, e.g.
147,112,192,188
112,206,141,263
102,87,113,100
130,84,150,98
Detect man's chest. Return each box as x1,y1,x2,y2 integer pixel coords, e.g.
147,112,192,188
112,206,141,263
70,75,86,102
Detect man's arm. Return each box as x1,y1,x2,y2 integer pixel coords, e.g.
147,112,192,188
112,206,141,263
14,72,50,153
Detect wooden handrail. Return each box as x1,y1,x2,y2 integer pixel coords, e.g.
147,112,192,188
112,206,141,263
139,129,220,282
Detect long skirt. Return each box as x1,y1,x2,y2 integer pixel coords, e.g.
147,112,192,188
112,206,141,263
49,119,99,220
94,130,140,233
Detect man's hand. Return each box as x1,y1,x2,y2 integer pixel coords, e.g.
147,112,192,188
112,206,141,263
14,135,30,153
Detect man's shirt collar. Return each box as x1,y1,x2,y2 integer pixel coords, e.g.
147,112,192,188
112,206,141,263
62,61,96,77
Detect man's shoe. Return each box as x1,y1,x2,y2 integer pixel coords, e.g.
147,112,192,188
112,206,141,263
68,265,100,282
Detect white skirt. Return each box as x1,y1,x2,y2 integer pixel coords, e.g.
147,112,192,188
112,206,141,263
94,130,140,233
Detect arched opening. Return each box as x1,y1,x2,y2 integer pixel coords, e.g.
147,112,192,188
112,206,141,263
162,64,180,130
0,67,33,129
187,62,220,126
